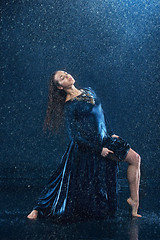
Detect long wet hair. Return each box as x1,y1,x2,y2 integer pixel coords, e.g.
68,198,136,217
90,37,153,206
43,71,67,134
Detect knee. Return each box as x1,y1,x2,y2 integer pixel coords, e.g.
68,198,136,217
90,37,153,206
125,149,141,167
135,154,141,167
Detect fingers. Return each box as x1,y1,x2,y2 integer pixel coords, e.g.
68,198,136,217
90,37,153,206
101,147,115,157
101,151,107,157
102,150,114,157
108,149,114,154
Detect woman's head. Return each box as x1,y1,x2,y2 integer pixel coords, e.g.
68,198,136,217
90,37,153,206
53,70,75,91
43,70,73,133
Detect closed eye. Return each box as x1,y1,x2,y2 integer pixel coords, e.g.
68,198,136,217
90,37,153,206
60,75,65,80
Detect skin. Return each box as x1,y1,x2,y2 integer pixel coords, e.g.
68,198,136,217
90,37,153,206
27,71,142,219
54,71,83,102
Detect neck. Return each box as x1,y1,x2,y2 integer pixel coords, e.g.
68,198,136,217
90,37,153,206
65,86,81,98
64,85,83,102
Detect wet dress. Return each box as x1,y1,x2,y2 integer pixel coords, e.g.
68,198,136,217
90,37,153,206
33,87,131,223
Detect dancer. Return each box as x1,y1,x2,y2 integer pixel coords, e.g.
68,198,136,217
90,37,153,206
27,71,141,221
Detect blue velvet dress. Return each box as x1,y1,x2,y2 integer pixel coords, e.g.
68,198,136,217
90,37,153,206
33,87,131,223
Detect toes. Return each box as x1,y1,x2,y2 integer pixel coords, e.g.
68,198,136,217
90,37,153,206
27,211,38,219
132,213,142,218
27,215,37,219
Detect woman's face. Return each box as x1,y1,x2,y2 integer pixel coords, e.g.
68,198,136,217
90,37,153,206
54,71,75,90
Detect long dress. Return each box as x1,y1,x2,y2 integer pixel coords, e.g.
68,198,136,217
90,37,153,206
33,87,131,223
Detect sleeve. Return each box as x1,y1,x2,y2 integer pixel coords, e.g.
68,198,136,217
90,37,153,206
65,99,103,155
70,123,103,155
89,86,114,136
103,111,115,136
102,135,131,161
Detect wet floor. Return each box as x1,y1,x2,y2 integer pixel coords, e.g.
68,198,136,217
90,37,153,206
0,178,159,240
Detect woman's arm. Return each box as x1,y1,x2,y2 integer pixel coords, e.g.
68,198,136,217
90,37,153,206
70,126,104,155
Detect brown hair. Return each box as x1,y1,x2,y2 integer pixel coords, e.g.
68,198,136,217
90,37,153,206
43,71,67,134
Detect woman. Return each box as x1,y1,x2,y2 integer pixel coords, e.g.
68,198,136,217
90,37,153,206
27,71,141,221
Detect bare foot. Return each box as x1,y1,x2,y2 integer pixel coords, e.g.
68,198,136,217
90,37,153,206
27,210,38,220
127,197,142,218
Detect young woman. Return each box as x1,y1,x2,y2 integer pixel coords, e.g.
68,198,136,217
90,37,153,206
27,71,141,222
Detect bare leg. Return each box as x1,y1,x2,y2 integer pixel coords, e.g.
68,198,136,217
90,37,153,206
108,146,141,217
124,148,142,217
27,210,38,219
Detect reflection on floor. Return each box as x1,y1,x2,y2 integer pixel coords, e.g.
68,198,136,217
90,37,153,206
0,178,159,240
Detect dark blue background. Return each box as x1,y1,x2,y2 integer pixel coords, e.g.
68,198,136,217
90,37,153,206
1,0,159,182
0,1,160,239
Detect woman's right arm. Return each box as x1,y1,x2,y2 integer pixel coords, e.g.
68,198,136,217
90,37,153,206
66,105,104,155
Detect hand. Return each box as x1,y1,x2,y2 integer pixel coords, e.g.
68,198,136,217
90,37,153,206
101,147,114,157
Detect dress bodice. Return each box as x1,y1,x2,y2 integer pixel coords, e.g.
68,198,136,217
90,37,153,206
64,87,114,154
